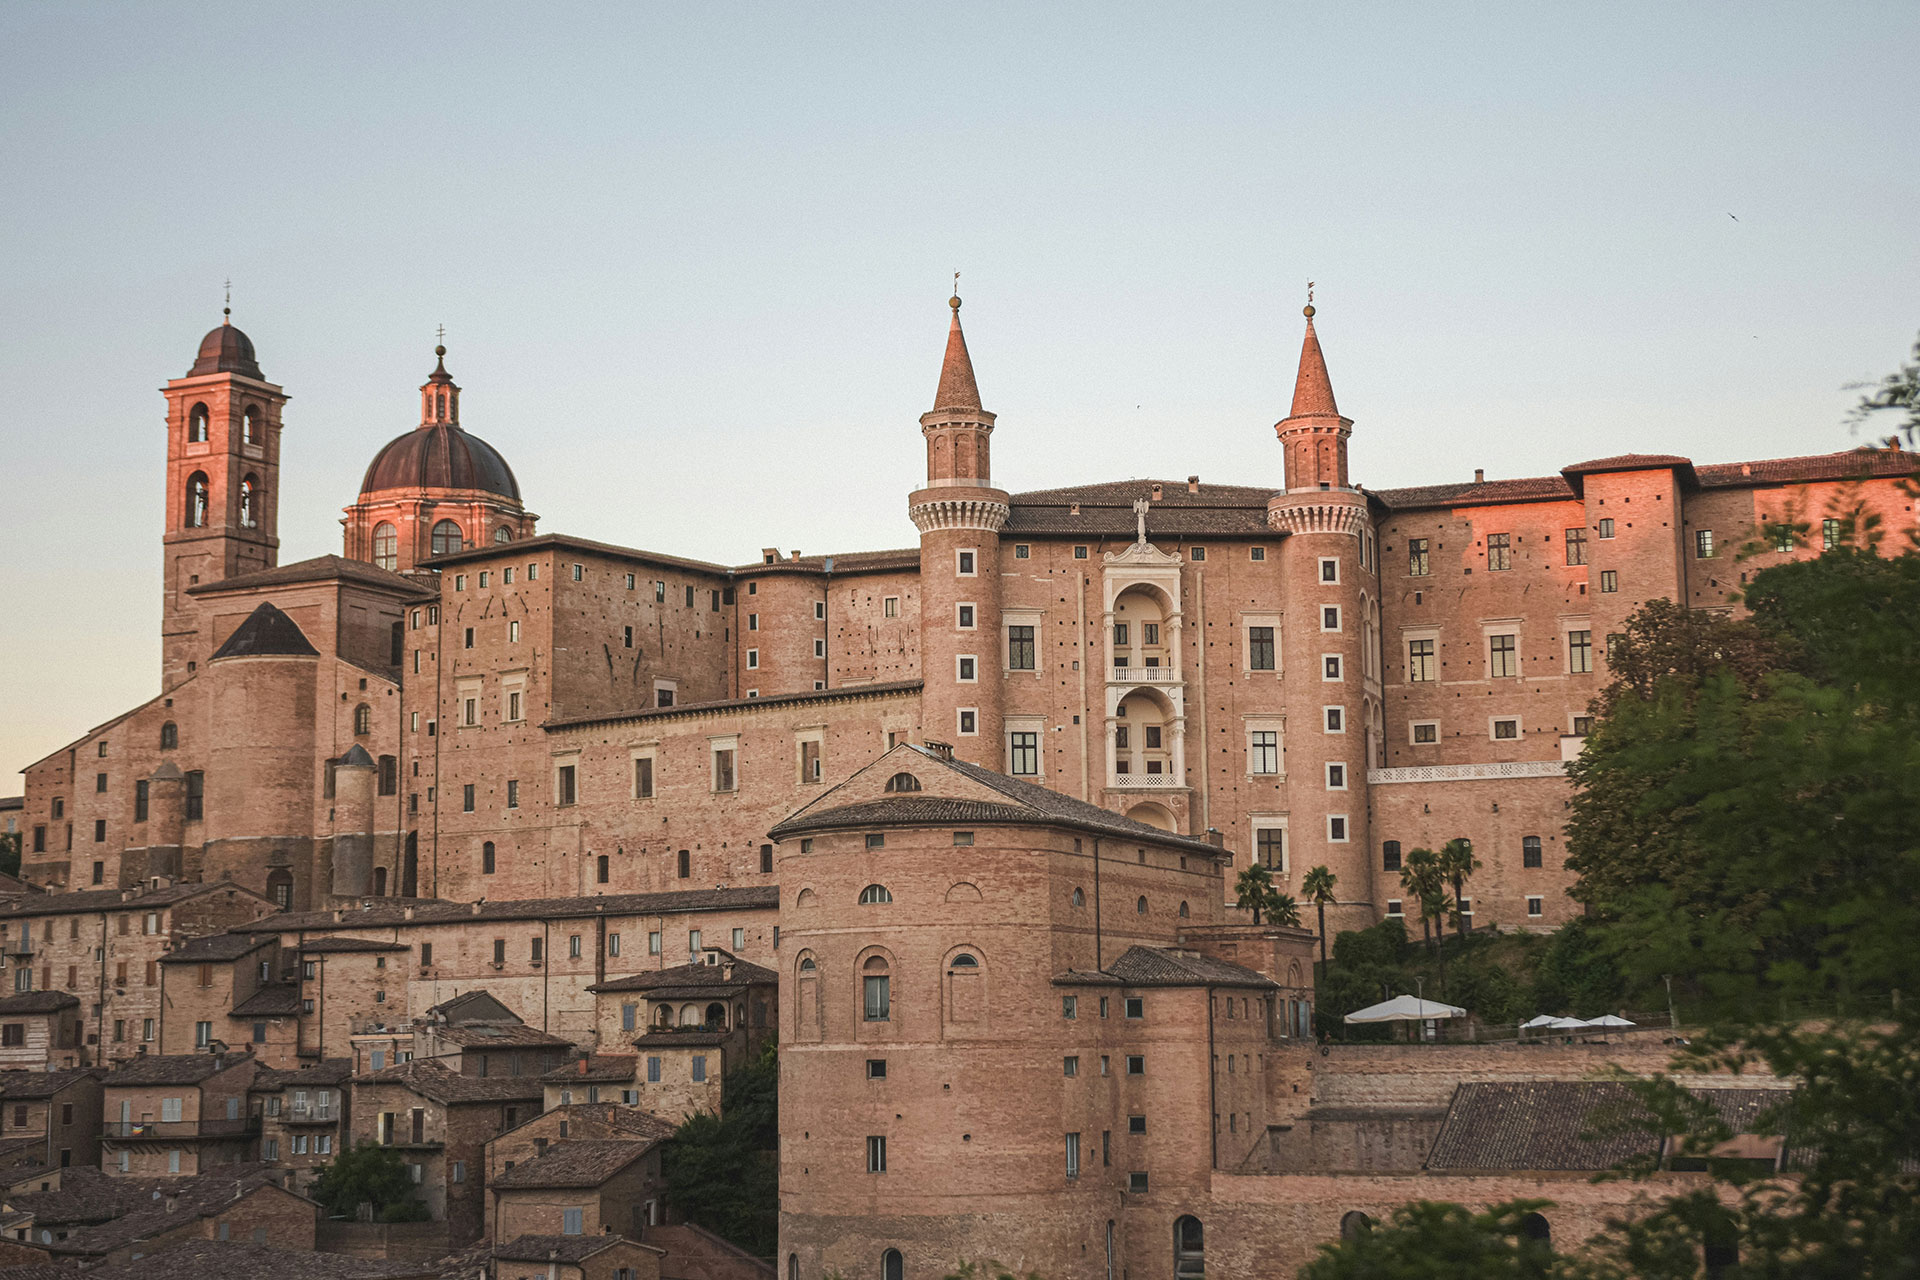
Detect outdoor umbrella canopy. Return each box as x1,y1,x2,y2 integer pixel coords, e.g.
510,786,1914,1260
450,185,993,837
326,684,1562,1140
1584,1014,1636,1027
1520,1015,1562,1029
1344,994,1468,1024
1545,1016,1590,1029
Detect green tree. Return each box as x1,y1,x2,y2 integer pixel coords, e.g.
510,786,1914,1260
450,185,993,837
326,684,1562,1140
1269,891,1303,928
1301,865,1338,971
664,1042,778,1257
309,1141,426,1222
0,830,19,879
1298,1200,1563,1279
1234,861,1287,925
1437,838,1480,938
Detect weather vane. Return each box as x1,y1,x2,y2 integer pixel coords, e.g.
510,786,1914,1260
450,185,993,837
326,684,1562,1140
1307,281,1315,306
223,279,231,318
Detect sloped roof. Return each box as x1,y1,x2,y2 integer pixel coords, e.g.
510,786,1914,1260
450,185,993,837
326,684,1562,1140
209,603,320,659
230,984,300,1017
545,681,922,732
103,1053,252,1087
1371,474,1578,511
631,1029,730,1049
1004,480,1277,539
297,937,409,953
538,1055,638,1085
188,554,427,599
488,1140,656,1190
0,992,79,1014
160,932,271,964
428,990,519,1025
0,881,270,921
587,952,774,995
1287,315,1340,419
433,1023,572,1049
353,1060,542,1105
1694,446,1919,487
11,1165,176,1227
0,1067,101,1100
242,887,778,934
50,1164,307,1258
1424,1081,1792,1172
492,1235,657,1263
81,1240,439,1280
770,744,1230,858
1054,945,1276,990
932,300,983,412
738,548,920,577
252,1059,353,1091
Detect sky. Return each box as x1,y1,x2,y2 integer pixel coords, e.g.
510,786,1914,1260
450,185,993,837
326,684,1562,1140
3,2,1917,782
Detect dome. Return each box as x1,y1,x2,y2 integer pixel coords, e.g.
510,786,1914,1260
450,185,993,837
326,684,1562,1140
360,422,522,501
188,318,263,380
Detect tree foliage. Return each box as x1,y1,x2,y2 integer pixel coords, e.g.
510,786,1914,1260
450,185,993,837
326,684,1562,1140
308,1141,427,1221
1566,552,1920,1014
663,1042,779,1258
0,830,19,879
1235,861,1290,925
1298,1200,1562,1279
1301,865,1338,970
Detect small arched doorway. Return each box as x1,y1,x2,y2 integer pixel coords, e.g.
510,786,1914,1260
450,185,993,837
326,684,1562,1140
265,867,294,911
1173,1215,1204,1277
1340,1211,1372,1240
881,1249,904,1280
1520,1211,1551,1254
372,866,388,896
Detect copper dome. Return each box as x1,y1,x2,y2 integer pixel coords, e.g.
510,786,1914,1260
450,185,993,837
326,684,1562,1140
188,319,264,380
360,423,521,501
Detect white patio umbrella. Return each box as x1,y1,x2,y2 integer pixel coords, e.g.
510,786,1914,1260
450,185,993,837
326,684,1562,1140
1519,1015,1562,1030
1344,994,1468,1024
1545,1016,1591,1029
1584,1014,1636,1027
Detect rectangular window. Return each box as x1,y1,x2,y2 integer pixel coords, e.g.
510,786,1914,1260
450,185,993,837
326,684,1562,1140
1129,1172,1149,1194
1382,839,1402,871
883,596,899,618
1324,706,1343,733
463,627,474,650
557,764,577,806
1113,622,1129,648
562,1208,583,1236
1822,517,1841,550
1009,732,1039,777
867,1135,887,1173
867,1059,887,1079
647,1057,661,1082
1386,899,1403,918
505,778,518,809
1326,762,1346,789
134,780,149,822
685,585,694,606
1568,629,1593,674
746,648,759,669
1695,529,1715,558
1493,718,1519,740
1063,1056,1079,1077
689,928,703,954
1062,996,1077,1020
462,783,475,812
1319,557,1339,583
1013,544,1029,558
957,603,975,628
493,939,506,964
1126,1055,1144,1076
1528,896,1544,917
185,771,204,820
648,931,662,955
1124,997,1144,1019
957,550,976,575
1321,605,1341,632
732,926,745,949
1256,827,1285,870
1489,633,1517,679
1409,537,1430,576
1600,569,1618,593
608,933,621,956
1065,1132,1081,1180
1564,527,1588,565
958,709,977,735
1007,625,1035,670
1598,517,1615,539
1073,545,1088,560
957,656,976,681
692,1056,707,1083
1403,637,1435,682
748,613,758,631
1572,715,1594,736
623,625,634,648
678,849,690,878
634,757,653,799
712,748,736,792
814,638,826,658
1322,654,1341,680
1247,626,1275,671
1328,815,1349,842
1251,546,1266,561
864,975,891,1021
1248,731,1279,775
1487,533,1511,570
800,739,821,783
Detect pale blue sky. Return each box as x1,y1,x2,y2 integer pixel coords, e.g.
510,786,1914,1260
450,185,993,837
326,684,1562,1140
4,3,1917,780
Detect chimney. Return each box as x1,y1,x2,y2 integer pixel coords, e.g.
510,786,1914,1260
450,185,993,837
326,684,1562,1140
331,910,344,923
1187,476,1199,494
722,960,735,981
403,906,415,920
1150,482,1163,501
789,550,802,562
470,902,482,915
578,1057,589,1075
1474,469,1485,483
1205,828,1225,849
923,740,954,762
1069,502,1080,516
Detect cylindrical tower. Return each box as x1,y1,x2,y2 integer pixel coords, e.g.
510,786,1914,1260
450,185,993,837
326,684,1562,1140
331,743,377,899
910,293,1009,767
1267,304,1380,932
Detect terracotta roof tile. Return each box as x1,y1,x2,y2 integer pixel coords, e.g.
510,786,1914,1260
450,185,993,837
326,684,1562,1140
630,1029,731,1049
489,1140,655,1190
538,1055,638,1085
103,1054,252,1087
1287,316,1340,419
0,882,269,921
545,681,921,732
1005,480,1278,539
434,1023,573,1049
492,1235,646,1263
0,1068,101,1100
1371,475,1578,511
586,953,774,995
1694,447,1919,487
252,1059,354,1090
353,1060,542,1105
248,888,779,935
229,984,300,1017
81,1240,439,1280
0,992,79,1014
932,302,983,412
160,933,272,964
1053,945,1276,989
1425,1080,1791,1172
188,554,427,600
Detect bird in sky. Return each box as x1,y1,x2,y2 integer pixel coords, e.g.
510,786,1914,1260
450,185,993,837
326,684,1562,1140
1729,213,1739,221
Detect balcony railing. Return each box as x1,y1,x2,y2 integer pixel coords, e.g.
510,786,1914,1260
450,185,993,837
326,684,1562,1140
103,1117,260,1140
1107,774,1185,790
284,1106,337,1125
1109,666,1178,683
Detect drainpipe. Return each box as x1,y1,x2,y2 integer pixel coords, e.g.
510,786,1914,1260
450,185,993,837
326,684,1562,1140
821,559,833,691
1207,985,1219,1170
1092,838,1103,972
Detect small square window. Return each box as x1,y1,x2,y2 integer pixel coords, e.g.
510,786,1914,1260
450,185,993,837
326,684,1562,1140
1600,569,1618,593
1322,654,1342,681
1386,898,1404,917
1250,546,1266,561
865,833,886,850
1324,706,1344,733
1126,1055,1144,1075
1063,1056,1079,1077
1128,1172,1149,1193
866,1059,886,1079
1124,997,1143,1019
1189,546,1206,561
956,604,975,629
1128,1115,1146,1135
953,830,973,845
1412,721,1439,744
1014,544,1030,558
1328,815,1349,842
1493,719,1519,740
1326,763,1346,790
1073,546,1088,560
1319,557,1339,583
957,550,976,576
958,709,978,735
1321,605,1341,632
1527,897,1544,917
1062,996,1077,1019
1598,518,1615,539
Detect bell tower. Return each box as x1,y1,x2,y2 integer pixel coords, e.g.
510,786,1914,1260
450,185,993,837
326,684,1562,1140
910,290,1010,766
160,307,288,690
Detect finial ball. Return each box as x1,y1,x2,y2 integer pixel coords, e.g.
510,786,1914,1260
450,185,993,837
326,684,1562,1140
1303,304,1315,319
435,344,447,357
949,295,962,311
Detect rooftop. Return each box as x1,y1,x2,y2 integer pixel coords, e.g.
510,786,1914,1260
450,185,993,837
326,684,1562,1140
81,1240,439,1280
1425,1081,1793,1172
432,1023,573,1049
354,1060,543,1105
630,1029,731,1049
0,991,80,1015
102,1053,252,1087
252,1059,354,1091
209,603,320,660
229,984,301,1017
0,881,269,921
587,951,775,995
546,680,921,733
538,1055,638,1085
488,1140,656,1190
1054,945,1277,990
187,553,427,600
492,1235,655,1264
159,933,272,965
0,1067,101,1100
50,1165,307,1258
243,887,778,934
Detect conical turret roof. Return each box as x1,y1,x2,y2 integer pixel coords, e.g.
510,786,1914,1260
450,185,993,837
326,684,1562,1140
1287,309,1340,419
932,296,982,412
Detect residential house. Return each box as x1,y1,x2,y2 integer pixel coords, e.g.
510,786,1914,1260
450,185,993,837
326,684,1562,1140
158,933,286,1061
0,993,86,1071
0,1067,104,1182
538,1056,637,1112
252,1059,351,1194
483,1104,674,1242
488,1234,663,1280
100,1053,259,1176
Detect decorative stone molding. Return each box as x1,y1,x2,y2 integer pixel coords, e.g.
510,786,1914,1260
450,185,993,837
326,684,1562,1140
909,498,1010,534
1266,495,1370,537
1366,760,1568,785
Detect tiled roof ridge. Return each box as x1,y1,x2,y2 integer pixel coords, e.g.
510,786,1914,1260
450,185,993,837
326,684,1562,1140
242,885,779,934
544,680,921,733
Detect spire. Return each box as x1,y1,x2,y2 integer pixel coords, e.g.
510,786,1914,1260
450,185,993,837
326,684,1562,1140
1288,302,1339,419
932,290,982,412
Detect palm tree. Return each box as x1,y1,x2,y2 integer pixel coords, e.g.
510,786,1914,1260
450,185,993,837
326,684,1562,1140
1399,848,1446,958
1269,892,1302,928
1234,862,1278,924
1301,865,1338,972
1437,838,1480,938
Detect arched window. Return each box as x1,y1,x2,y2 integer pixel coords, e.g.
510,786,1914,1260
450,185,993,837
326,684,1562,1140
242,405,260,445
372,523,398,571
798,956,816,972
482,842,496,874
1136,895,1149,915
1340,1211,1372,1240
493,526,514,544
859,884,893,905
862,955,891,1022
353,704,372,735
239,475,259,528
186,473,210,528
884,772,921,792
654,1004,673,1028
159,722,178,750
188,403,209,443
1178,900,1190,918
705,1002,727,1029
949,953,979,970
265,867,294,911
373,866,387,896
678,1004,702,1028
881,1249,904,1280
788,1256,799,1280
1173,1216,1204,1278
430,520,463,557
1071,887,1085,907
1520,1212,1551,1252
